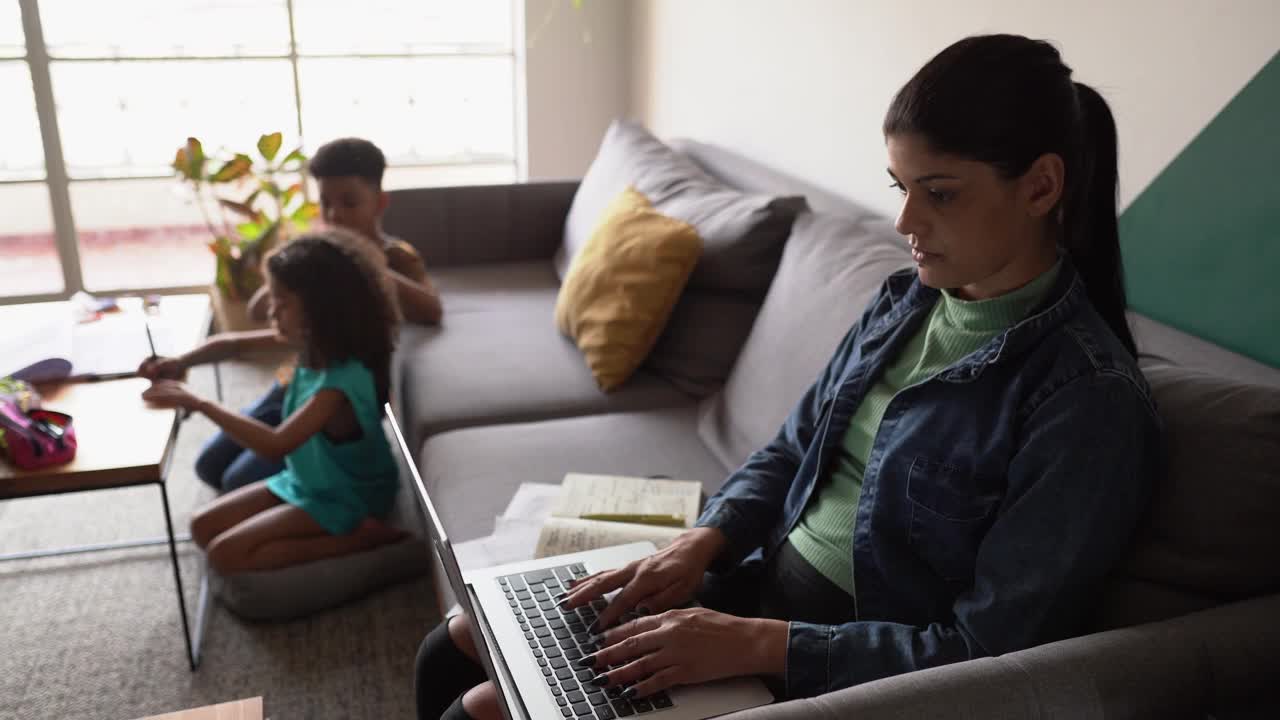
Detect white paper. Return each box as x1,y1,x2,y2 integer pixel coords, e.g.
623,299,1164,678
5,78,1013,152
452,483,563,570
500,482,561,522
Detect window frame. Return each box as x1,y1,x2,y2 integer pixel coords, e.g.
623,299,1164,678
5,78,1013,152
6,0,522,304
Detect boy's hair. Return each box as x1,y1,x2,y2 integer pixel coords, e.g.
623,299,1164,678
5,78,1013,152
308,137,386,190
264,228,400,403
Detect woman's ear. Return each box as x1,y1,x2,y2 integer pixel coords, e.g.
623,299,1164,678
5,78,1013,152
1022,153,1065,219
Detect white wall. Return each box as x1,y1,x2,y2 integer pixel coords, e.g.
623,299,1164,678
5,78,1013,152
630,0,1280,219
523,0,631,180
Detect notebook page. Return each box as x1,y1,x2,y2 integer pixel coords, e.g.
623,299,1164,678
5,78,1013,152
551,473,701,527
534,517,685,559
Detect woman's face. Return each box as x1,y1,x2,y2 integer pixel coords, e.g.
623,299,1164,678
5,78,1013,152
886,133,1059,300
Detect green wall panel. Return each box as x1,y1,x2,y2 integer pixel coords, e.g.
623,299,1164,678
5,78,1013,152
1120,50,1279,368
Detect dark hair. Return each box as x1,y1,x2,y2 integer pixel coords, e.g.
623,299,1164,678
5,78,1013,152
265,229,400,403
883,34,1136,357
308,137,387,190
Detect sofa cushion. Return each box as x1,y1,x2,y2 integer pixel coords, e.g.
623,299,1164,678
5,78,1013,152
420,406,729,543
393,263,690,453
214,421,430,621
555,187,702,391
1123,364,1280,598
698,210,911,470
431,260,565,315
557,120,804,397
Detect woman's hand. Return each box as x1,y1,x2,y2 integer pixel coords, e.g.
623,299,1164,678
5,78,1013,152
142,379,203,411
581,609,788,698
559,527,728,631
137,355,186,380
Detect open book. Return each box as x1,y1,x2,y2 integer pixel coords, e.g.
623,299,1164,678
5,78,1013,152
534,473,703,559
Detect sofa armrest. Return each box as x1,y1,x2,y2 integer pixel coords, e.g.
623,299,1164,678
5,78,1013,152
721,592,1280,720
382,181,580,269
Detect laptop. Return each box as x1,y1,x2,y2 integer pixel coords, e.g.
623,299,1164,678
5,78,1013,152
386,406,774,720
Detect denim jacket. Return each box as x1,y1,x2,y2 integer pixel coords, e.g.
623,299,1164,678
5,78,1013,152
695,258,1161,698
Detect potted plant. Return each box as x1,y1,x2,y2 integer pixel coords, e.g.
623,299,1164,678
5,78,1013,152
171,132,319,331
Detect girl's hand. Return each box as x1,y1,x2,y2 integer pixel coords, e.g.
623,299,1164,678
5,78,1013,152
142,379,203,411
582,609,787,698
137,356,186,380
559,527,727,631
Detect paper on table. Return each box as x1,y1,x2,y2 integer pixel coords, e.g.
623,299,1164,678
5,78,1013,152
451,483,563,571
453,516,544,570
534,516,685,559
552,473,701,527
500,482,561,522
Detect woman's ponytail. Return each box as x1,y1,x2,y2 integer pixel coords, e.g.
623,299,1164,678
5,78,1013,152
1066,82,1137,357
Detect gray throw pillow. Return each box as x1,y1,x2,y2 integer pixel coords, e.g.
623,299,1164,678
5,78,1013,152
697,210,911,470
556,120,805,397
1123,364,1280,598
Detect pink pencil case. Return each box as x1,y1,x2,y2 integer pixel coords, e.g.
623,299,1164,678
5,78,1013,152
0,400,77,470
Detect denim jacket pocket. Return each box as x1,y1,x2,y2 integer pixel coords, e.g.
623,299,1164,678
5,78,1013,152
906,457,1001,583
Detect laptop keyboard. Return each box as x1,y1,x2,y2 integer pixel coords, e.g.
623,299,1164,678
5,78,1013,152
499,564,675,718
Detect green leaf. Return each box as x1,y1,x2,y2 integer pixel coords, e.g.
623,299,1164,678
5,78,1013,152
259,179,283,199
209,154,252,183
282,182,302,207
257,132,283,162
184,137,205,180
217,197,257,219
278,146,306,169
256,221,282,254
290,201,319,224
236,221,264,242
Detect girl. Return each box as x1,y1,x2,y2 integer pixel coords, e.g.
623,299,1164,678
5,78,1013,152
415,34,1162,719
143,229,406,574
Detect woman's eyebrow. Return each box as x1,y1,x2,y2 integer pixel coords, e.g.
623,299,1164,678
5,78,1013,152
886,168,959,184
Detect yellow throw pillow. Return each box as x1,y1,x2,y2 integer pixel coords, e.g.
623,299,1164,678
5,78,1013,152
555,187,702,392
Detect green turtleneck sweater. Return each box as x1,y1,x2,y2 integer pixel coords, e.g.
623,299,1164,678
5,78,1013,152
788,261,1062,595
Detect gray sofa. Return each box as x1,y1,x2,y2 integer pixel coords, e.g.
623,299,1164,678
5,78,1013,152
384,138,1280,719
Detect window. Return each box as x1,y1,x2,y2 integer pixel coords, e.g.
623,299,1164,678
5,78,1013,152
2,0,519,301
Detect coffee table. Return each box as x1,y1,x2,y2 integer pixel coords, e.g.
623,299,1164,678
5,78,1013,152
0,294,215,670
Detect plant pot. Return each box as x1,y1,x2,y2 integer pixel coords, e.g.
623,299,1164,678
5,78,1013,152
209,285,265,332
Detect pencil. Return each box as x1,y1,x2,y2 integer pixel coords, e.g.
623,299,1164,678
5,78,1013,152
144,319,157,358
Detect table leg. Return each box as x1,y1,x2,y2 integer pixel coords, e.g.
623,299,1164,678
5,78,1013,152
158,480,199,671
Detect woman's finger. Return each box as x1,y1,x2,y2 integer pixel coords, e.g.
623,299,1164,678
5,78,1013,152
588,614,662,659
589,576,655,633
557,565,632,609
623,665,682,699
629,581,692,616
592,637,671,688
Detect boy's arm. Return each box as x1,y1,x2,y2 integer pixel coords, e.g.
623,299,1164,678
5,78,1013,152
247,285,270,322
384,241,442,325
181,329,285,366
388,270,443,326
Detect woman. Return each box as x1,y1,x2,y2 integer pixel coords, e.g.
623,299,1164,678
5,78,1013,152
416,34,1161,719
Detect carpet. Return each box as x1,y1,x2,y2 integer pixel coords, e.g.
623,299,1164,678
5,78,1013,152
0,359,439,720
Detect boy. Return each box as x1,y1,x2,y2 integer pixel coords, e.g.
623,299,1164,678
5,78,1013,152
248,137,443,325
143,137,442,493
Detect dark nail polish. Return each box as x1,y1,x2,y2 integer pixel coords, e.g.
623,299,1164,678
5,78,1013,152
635,605,649,615
552,592,567,602
590,675,609,687
576,655,596,668
621,687,637,699
585,620,599,634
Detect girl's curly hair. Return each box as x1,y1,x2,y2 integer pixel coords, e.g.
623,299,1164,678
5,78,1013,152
264,228,400,404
